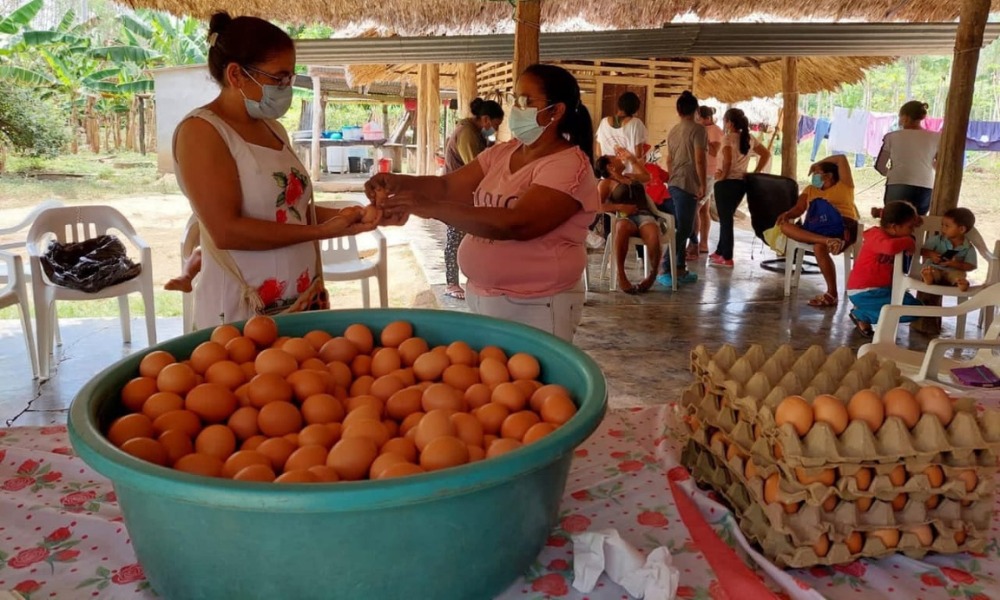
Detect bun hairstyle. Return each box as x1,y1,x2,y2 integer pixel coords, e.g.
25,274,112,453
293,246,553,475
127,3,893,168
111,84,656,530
469,97,504,120
899,100,929,122
697,106,716,120
206,12,294,86
676,91,699,117
723,108,752,155
522,63,595,163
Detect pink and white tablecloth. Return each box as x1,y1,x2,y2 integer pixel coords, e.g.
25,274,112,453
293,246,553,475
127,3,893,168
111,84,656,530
2,405,999,600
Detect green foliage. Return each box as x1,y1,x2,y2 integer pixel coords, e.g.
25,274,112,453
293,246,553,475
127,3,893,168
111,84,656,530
0,84,68,157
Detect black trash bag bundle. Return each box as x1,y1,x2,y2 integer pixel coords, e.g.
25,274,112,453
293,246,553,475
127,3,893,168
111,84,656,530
40,234,141,293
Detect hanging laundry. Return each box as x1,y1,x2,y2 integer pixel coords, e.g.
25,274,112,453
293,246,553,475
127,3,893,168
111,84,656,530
965,121,1000,151
798,115,818,142
923,117,944,132
828,107,869,155
810,118,832,161
863,113,897,157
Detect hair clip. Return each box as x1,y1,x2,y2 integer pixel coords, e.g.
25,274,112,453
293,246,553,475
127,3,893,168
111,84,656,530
208,32,219,47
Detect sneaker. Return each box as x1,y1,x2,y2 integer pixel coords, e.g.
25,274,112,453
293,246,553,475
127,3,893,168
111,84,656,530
709,252,722,262
709,255,734,268
656,272,698,288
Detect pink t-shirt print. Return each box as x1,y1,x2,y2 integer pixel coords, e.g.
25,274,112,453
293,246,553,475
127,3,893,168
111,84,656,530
458,141,600,299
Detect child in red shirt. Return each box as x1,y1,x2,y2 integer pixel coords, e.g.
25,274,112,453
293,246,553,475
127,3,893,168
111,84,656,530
846,201,921,337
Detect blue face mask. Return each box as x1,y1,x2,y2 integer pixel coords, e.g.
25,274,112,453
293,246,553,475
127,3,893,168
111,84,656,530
241,68,293,120
509,105,553,146
810,174,824,188
482,127,496,138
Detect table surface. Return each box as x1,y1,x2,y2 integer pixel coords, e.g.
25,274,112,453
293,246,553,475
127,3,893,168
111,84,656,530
1,404,998,599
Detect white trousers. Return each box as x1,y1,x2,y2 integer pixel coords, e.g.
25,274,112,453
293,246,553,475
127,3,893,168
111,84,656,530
466,282,585,343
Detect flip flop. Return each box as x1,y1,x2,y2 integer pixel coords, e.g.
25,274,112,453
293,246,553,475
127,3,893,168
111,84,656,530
444,289,466,300
807,292,839,308
849,311,874,338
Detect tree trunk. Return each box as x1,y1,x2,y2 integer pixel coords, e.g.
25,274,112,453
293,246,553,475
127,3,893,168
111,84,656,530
904,57,917,100
70,101,79,154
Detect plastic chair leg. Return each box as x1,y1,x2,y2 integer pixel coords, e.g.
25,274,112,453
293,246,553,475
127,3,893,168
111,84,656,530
17,300,39,379
377,272,388,308
669,246,677,291
956,297,967,340
53,302,61,347
600,229,614,284
142,287,157,345
118,295,132,344
361,278,371,309
783,247,797,297
36,299,53,380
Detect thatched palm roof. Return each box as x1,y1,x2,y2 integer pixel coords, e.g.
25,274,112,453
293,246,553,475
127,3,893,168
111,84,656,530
696,56,894,102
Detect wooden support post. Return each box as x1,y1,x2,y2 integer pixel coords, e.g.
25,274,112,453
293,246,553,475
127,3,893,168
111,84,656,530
512,0,540,78
426,64,441,176
416,64,428,175
781,57,798,180
457,63,478,116
691,59,701,97
310,72,323,182
381,104,389,137
137,96,146,156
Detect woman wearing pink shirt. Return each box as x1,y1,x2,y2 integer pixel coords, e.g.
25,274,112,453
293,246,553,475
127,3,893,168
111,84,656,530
366,64,600,341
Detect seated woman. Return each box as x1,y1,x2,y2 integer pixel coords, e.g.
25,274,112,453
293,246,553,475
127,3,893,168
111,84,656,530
596,148,658,293
777,154,860,308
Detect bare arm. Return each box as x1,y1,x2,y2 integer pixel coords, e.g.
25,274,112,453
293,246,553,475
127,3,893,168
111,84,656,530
874,145,890,177
777,193,810,224
366,160,485,207
815,154,855,189
719,145,733,180
175,118,361,251
694,148,707,198
752,141,770,174
707,140,721,158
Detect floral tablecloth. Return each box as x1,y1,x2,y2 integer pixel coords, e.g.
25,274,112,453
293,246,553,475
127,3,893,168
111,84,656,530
2,405,999,600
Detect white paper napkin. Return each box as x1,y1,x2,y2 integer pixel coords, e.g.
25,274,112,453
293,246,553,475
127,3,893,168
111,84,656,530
571,528,680,600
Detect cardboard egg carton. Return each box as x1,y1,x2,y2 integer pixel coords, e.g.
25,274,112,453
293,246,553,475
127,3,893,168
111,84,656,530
682,438,988,567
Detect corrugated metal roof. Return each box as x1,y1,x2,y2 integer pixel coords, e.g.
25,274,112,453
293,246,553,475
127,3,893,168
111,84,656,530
295,22,1000,65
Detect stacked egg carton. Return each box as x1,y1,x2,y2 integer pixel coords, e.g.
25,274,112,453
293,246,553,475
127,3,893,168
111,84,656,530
680,343,1000,568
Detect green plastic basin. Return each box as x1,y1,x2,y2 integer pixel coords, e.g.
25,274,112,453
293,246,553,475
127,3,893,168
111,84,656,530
69,309,607,600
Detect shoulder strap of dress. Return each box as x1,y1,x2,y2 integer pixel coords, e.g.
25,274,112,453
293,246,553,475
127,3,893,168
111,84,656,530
172,108,244,159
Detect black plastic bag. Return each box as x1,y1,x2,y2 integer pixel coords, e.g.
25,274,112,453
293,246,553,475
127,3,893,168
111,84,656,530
40,234,141,293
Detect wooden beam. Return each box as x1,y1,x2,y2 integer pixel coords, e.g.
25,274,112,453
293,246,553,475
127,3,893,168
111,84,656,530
691,59,702,97
425,64,441,176
742,57,762,68
457,63,479,117
512,0,541,78
416,64,428,175
780,57,798,180
931,0,989,215
310,74,323,182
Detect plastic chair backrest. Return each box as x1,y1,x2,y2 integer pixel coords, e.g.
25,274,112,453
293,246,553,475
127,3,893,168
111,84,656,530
0,199,64,250
27,205,138,253
314,200,362,263
744,174,798,239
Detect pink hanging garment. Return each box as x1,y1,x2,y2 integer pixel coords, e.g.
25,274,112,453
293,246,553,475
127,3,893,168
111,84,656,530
923,117,944,132
863,113,897,157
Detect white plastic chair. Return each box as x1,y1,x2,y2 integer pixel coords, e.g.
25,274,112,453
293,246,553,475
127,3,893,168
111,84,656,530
179,214,200,334
26,205,157,380
784,219,863,297
0,250,39,379
315,200,388,308
890,216,998,339
597,196,678,292
858,282,1000,388
0,200,65,283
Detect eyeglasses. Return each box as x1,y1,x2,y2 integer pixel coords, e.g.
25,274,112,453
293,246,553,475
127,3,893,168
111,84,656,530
503,92,548,109
243,65,295,88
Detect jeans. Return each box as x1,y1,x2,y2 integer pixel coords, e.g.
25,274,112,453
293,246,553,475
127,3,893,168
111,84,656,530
661,185,697,272
848,287,920,324
713,178,746,260
884,184,932,216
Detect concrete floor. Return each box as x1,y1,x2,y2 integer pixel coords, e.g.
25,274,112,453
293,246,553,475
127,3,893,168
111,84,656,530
0,223,969,428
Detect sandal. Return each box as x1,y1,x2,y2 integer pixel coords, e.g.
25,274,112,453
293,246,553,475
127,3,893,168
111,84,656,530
444,287,466,300
807,292,839,308
849,311,874,338
826,238,846,255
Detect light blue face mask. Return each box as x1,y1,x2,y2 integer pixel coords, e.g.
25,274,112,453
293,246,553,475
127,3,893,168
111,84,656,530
241,68,293,120
810,173,824,188
509,105,553,145
482,127,496,138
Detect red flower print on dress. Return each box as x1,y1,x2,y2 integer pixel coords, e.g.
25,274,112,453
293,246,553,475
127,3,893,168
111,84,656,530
111,563,146,585
708,580,730,600
41,470,62,483
531,573,568,597
560,514,591,534
45,527,71,543
969,594,990,600
610,451,628,459
940,566,975,585
676,585,696,598
570,490,591,501
52,446,73,456
667,466,690,482
105,491,117,502
257,278,287,307
296,269,311,293
8,547,49,568
0,448,5,462
833,561,866,578
2,476,34,491
547,558,569,571
608,429,624,438
40,425,66,434
285,172,304,206
618,460,643,472
574,449,588,458
61,490,96,507
920,573,945,587
810,566,832,578
276,209,288,224
18,459,39,474
637,510,669,527
546,535,568,547
55,549,80,561
13,580,41,595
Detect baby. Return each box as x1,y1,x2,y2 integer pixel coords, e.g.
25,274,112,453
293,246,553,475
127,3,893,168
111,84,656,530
921,207,977,292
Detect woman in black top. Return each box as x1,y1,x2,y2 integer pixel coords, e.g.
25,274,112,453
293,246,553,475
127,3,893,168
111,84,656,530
596,149,658,293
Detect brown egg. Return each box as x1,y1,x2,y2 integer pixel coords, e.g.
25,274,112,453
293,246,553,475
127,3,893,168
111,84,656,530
891,493,908,511
243,315,278,347
256,437,297,471
501,410,541,441
257,401,303,437
475,402,511,435
273,336,290,350
744,459,758,480
141,392,185,421
812,394,849,435
486,437,522,458
319,337,358,364
378,462,425,479
241,435,268,451
255,348,298,378
883,387,920,428
910,524,934,546
285,445,329,472
275,469,319,484
370,452,411,479
491,382,527,412
325,422,343,444
513,379,539,400
298,423,337,449
344,406,383,429
156,363,198,396
210,324,241,347
344,324,375,354
795,467,836,486
397,412,422,436
420,436,470,471
299,358,327,372
307,465,340,482
856,497,874,512
233,464,276,482
225,336,257,363
541,395,577,426
479,357,511,388
380,321,413,348
775,395,813,437
204,360,246,390
326,361,353,388
415,408,458,451
108,413,155,447
343,418,391,447
507,353,541,381
888,465,907,486
530,384,570,412
467,445,486,462
725,443,743,462
371,348,402,379
287,369,327,402
925,495,941,509
139,351,176,379
185,383,238,423
847,389,885,432
813,533,830,557
845,531,864,554
422,383,466,412
444,341,477,367
442,364,480,391
158,429,194,464
483,434,498,449
479,346,508,364
385,387,422,421
923,465,944,488
222,450,272,478
954,528,968,545
301,330,332,352
869,529,900,549
369,375,406,402
413,351,450,382
465,383,493,409
239,362,257,381
916,386,954,426
247,373,294,408
956,469,978,492
822,495,838,512
398,337,430,366
349,375,375,397
298,394,342,426
348,356,372,379
854,467,873,491
121,437,168,466
450,412,485,447
152,411,201,439
195,425,237,461
773,442,783,460
282,338,317,363
392,368,417,387
327,437,379,480
764,474,798,513
190,341,229,374
346,394,383,415
523,422,556,444
174,453,224,477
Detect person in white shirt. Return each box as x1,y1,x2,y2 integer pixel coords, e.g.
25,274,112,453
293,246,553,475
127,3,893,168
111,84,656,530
874,101,939,215
691,106,723,258
595,92,648,165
